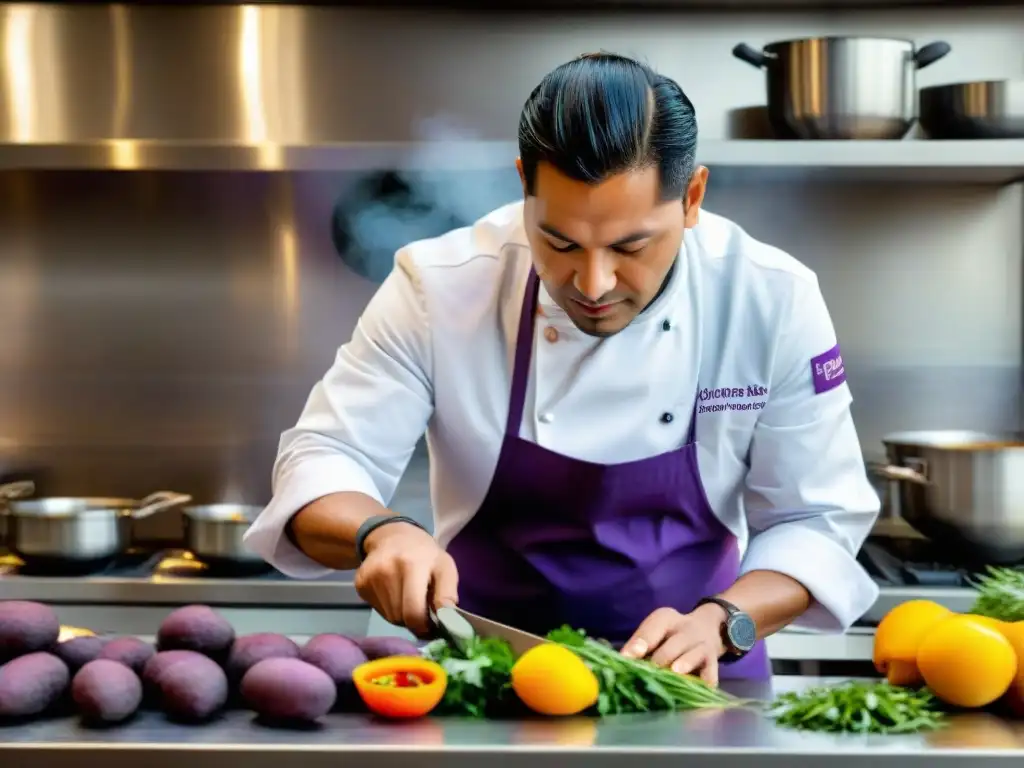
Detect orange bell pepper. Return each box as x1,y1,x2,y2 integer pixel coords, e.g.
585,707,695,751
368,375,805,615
352,656,448,719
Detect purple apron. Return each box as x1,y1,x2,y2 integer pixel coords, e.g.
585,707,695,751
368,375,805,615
446,269,771,680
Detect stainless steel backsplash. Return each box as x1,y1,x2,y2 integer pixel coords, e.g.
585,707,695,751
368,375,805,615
0,171,1019,545
0,170,373,540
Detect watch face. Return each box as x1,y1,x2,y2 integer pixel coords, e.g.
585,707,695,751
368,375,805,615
727,614,757,652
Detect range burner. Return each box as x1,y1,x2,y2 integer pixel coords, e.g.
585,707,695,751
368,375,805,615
0,549,281,580
0,549,163,578
858,537,977,588
151,551,277,579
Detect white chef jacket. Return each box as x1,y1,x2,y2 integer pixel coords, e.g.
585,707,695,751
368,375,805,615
244,201,881,633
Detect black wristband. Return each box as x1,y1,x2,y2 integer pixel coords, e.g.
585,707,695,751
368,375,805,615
354,515,428,563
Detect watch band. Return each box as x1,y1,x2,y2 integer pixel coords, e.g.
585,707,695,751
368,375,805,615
355,515,427,563
697,595,739,618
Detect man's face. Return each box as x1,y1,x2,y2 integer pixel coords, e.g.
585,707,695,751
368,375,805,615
518,160,708,338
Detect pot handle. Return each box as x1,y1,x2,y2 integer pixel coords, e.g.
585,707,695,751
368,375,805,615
867,463,929,485
913,41,951,70
732,43,774,69
130,491,193,520
0,480,34,501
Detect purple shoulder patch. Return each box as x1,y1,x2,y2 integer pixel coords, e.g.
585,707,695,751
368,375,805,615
810,343,846,395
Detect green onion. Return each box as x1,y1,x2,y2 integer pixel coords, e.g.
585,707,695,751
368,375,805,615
546,626,742,715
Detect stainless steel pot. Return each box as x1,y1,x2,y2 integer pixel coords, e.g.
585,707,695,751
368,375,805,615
919,79,1024,139
183,503,268,567
732,37,952,140
0,480,35,545
4,491,192,564
871,430,1024,564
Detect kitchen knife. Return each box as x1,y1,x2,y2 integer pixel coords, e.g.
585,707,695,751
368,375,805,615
456,607,547,659
430,605,546,659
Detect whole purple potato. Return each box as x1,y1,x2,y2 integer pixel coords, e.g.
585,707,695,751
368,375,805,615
156,605,234,657
143,650,198,687
356,636,421,661
0,652,70,717
72,659,143,724
241,658,336,722
0,601,60,658
226,634,299,682
155,652,228,721
300,634,367,685
53,636,105,673
142,650,205,704
98,637,154,675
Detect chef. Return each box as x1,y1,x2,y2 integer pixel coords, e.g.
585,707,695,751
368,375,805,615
245,52,880,684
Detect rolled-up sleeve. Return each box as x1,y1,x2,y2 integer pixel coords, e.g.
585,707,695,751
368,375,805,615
740,275,880,633
243,251,434,578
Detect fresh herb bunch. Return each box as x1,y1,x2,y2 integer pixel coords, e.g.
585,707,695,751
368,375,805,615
968,566,1024,622
768,681,945,735
546,626,741,716
422,635,519,718
424,625,742,718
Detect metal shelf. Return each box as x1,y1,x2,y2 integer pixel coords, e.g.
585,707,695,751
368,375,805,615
701,140,1024,184
3,139,1023,184
183,0,1024,8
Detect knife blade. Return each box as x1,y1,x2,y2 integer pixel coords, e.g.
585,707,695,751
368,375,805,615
429,605,547,659
452,607,546,659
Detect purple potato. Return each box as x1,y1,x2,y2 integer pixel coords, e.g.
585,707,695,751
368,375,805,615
156,605,234,657
356,636,421,661
0,601,60,657
98,637,154,675
155,652,228,721
53,636,105,673
299,634,367,685
240,658,336,722
142,650,203,701
0,652,69,717
71,659,142,724
226,634,299,682
143,650,198,686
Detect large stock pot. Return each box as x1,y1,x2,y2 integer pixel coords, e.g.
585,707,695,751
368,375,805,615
870,431,1024,564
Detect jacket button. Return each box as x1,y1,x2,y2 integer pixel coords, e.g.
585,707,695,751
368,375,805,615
660,412,674,424
662,319,672,331
544,327,559,343
539,412,555,424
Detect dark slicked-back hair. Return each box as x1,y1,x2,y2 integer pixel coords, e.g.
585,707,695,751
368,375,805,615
518,52,698,202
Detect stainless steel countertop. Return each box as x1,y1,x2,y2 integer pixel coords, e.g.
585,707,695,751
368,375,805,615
1,677,1022,767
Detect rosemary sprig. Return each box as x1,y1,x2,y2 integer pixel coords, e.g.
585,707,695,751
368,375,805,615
768,680,945,734
968,566,1024,622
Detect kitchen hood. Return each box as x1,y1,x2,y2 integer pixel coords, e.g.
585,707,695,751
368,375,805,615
0,3,518,171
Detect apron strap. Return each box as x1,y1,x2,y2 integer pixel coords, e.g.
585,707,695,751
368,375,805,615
505,269,541,437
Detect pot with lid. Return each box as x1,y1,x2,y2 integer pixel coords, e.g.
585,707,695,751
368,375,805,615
871,430,1024,564
732,37,952,140
2,490,192,565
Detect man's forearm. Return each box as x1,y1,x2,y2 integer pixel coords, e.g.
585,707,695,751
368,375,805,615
716,569,812,638
286,492,393,571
